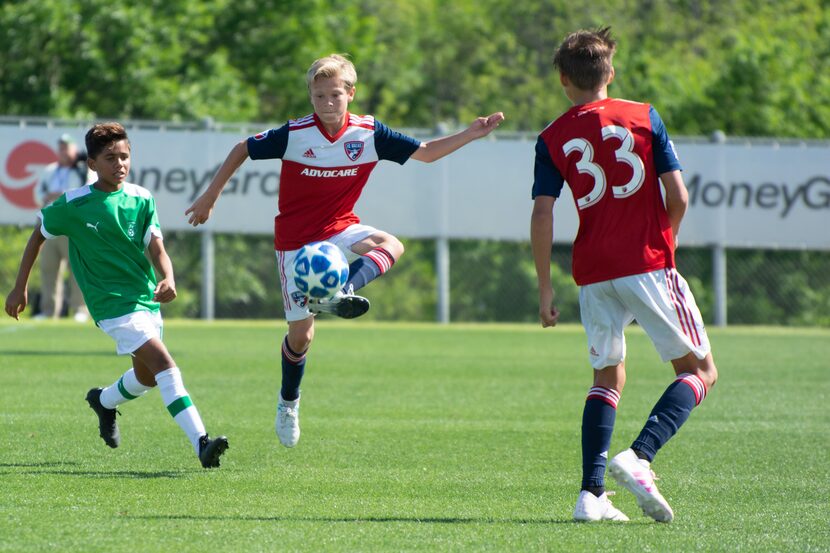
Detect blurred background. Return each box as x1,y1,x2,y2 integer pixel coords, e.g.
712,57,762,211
0,0,828,326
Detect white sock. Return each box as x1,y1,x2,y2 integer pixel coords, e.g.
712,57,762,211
155,367,206,454
100,368,153,409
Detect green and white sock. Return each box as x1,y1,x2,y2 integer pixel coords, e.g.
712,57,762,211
155,367,206,453
100,368,152,409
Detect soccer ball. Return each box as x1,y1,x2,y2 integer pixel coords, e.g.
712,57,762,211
293,241,349,300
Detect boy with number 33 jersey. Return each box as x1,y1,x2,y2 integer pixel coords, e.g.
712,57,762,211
531,28,719,523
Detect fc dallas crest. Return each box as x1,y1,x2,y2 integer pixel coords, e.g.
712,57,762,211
290,291,308,308
344,141,364,161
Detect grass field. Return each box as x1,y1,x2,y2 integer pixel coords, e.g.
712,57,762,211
1,319,828,552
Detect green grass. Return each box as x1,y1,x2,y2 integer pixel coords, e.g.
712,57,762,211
1,320,828,552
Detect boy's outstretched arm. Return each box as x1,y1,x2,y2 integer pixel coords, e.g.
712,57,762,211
531,196,560,328
5,227,46,320
410,112,504,163
186,140,249,226
148,236,177,303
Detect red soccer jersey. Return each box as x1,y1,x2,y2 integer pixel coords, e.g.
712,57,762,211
534,98,681,285
247,113,420,251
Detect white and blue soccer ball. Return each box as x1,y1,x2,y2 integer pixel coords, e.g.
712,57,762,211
293,241,349,300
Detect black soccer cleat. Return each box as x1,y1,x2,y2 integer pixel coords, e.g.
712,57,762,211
198,434,229,469
85,387,120,448
308,293,370,319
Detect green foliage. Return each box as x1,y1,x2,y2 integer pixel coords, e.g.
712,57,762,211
674,2,830,138
2,0,829,136
448,240,579,323
158,232,201,318
726,249,830,326
0,225,39,296
359,239,437,322
0,0,258,121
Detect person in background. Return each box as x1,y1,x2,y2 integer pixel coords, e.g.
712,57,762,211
36,133,92,322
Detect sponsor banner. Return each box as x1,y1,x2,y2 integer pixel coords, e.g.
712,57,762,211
1,127,827,249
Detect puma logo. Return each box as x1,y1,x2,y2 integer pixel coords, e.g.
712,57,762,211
86,222,100,232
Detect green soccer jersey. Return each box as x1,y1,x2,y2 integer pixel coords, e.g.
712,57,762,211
39,182,163,322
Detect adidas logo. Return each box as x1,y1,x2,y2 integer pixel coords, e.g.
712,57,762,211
589,346,598,356
648,415,659,424
302,148,316,159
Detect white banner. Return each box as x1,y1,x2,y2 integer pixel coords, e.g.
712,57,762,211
1,126,828,249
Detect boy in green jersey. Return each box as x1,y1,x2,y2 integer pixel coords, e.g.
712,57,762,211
5,123,228,468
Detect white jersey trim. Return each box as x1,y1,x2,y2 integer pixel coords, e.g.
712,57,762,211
65,185,93,203
122,182,152,199
289,114,315,128
143,226,163,248
37,212,56,240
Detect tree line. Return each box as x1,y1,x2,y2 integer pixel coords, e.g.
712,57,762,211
2,0,829,137
1,0,828,326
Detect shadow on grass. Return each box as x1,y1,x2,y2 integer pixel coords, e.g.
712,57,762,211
2,350,111,357
6,468,189,479
0,461,81,468
126,514,584,525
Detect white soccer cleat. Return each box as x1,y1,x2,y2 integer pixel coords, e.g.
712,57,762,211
573,490,630,522
608,448,674,522
275,394,301,448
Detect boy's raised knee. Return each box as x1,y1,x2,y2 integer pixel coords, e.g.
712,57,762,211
380,234,404,260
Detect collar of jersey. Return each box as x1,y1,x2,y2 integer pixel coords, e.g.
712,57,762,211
313,112,351,143
90,182,125,195
569,97,614,114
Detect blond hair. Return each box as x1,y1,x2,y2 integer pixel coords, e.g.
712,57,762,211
306,54,358,89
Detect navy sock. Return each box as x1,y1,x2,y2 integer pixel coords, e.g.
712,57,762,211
631,373,707,462
345,247,395,292
581,386,620,490
280,337,307,402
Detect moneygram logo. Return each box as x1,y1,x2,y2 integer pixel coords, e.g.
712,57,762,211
0,140,58,210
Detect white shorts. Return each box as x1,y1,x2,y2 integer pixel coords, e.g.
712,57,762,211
97,310,163,355
275,224,379,322
579,268,711,369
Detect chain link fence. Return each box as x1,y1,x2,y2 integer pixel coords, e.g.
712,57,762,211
155,233,830,327
3,228,828,327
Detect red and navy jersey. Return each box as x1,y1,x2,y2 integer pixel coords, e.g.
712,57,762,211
247,112,421,250
533,98,682,285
